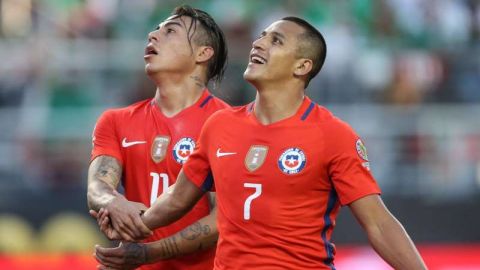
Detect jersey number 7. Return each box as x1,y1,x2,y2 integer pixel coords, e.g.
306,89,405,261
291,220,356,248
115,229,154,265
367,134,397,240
244,183,262,220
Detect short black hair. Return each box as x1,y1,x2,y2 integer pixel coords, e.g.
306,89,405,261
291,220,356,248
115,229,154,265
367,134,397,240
282,16,327,88
170,5,228,86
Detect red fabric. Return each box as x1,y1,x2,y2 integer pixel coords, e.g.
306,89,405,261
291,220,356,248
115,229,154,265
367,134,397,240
91,90,229,270
183,97,381,269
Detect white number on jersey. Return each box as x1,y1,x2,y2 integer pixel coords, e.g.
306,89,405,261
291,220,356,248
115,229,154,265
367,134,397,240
244,183,262,220
150,172,169,206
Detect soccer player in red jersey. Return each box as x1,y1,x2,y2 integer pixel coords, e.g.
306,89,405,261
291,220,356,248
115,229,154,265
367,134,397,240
101,17,427,269
87,6,228,270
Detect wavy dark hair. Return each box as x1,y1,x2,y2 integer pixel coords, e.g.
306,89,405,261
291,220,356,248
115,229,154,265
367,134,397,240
170,5,228,85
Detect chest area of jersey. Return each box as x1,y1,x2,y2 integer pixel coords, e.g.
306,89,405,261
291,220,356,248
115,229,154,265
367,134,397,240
120,117,202,167
209,125,328,189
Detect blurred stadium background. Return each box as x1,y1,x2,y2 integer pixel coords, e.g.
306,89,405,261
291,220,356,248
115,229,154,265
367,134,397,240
0,0,479,269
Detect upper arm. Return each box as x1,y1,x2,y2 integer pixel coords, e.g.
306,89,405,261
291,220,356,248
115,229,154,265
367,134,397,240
325,119,381,205
348,194,394,230
91,110,123,164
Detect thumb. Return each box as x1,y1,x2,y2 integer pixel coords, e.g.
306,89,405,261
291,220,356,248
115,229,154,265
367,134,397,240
95,244,119,256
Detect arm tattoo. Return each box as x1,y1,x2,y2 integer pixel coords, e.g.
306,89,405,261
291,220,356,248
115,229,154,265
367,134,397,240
179,222,211,240
124,242,148,265
87,155,122,210
159,236,180,259
93,156,122,187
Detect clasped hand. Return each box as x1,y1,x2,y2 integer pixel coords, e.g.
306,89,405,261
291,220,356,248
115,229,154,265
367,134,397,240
89,190,152,241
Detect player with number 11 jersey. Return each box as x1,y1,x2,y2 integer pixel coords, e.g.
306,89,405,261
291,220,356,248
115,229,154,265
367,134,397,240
91,89,228,270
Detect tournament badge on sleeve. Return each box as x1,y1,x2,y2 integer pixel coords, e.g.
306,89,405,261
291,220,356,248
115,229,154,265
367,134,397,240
151,135,171,163
172,137,196,164
245,145,268,172
355,138,370,171
278,147,306,175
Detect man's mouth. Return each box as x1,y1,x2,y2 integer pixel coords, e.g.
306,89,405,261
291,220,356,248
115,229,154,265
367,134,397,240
250,53,267,64
145,44,158,56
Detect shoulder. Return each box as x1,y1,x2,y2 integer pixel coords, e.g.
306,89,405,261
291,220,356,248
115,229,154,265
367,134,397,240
202,105,248,130
302,104,359,149
99,99,151,121
209,95,231,110
308,105,354,132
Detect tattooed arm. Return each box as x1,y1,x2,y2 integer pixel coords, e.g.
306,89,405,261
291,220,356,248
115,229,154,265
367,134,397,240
87,156,122,211
94,208,218,269
87,155,151,241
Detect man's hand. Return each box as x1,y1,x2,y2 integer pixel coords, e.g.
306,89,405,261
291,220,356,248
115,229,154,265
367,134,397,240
94,242,148,270
90,208,122,240
90,191,152,241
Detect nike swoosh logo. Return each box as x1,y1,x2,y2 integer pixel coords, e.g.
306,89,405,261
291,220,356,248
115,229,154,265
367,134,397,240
216,148,237,157
122,138,147,148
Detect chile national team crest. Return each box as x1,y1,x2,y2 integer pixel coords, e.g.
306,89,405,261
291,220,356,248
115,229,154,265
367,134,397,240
278,147,306,174
172,137,196,164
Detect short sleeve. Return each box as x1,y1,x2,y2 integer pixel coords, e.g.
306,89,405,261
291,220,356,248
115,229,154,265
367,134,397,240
326,119,381,205
182,114,215,192
91,110,123,164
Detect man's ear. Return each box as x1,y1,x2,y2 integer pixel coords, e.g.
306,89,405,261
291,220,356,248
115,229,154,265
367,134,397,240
196,46,214,63
293,58,313,77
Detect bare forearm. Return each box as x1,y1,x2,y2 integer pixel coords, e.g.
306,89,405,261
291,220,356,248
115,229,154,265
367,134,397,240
142,170,205,230
367,216,426,270
97,213,217,268
349,195,426,270
87,156,122,211
145,211,218,262
141,192,193,230
87,180,116,211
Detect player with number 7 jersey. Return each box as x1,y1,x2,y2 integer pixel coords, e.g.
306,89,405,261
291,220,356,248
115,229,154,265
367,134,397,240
91,90,229,269
183,97,381,269
140,15,425,270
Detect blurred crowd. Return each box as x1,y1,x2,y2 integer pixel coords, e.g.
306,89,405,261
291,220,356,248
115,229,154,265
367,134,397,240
0,0,479,224
1,0,480,107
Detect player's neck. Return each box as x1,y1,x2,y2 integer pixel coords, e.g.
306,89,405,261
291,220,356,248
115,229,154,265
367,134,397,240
152,75,206,117
253,85,305,125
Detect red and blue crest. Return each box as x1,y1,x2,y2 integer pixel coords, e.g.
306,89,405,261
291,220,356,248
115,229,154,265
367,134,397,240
278,147,306,174
172,137,195,164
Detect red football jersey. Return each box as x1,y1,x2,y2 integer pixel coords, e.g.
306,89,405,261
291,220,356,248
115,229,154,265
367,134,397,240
183,96,381,270
91,90,229,270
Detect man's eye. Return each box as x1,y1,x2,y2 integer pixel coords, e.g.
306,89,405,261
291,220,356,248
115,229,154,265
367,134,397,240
273,37,282,45
167,28,175,33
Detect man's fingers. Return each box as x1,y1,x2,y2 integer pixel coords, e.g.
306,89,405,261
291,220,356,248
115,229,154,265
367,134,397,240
98,209,109,222
97,209,107,227
99,216,110,231
95,249,123,266
115,216,145,240
111,222,135,242
89,210,99,218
